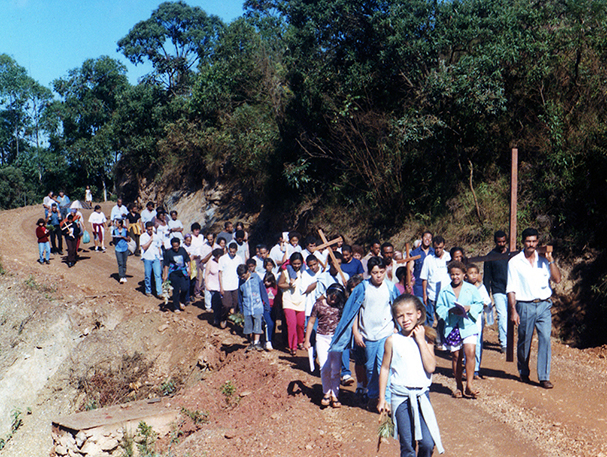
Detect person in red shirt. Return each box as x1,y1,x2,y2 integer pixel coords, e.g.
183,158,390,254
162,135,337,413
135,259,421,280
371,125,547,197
36,218,51,265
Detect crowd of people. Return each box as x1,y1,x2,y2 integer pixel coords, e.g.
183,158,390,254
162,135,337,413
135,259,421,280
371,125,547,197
35,195,562,457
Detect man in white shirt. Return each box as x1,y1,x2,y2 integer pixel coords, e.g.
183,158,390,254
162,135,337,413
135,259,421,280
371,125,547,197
507,228,561,389
218,243,244,327
420,235,451,328
43,191,57,218
140,221,163,297
140,202,157,228
110,198,128,226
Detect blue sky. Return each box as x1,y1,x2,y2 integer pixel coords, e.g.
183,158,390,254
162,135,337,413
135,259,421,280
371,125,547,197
1,0,245,89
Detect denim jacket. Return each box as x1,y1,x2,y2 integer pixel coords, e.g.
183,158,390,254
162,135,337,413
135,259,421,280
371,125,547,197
239,274,270,316
330,279,400,352
436,282,483,339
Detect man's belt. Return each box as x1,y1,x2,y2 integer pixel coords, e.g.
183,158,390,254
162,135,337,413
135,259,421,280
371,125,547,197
518,298,550,304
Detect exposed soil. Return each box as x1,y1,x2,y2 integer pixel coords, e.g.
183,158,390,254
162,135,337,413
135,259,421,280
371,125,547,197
1,203,607,456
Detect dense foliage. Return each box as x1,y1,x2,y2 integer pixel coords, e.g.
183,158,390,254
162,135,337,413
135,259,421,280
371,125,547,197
2,0,607,244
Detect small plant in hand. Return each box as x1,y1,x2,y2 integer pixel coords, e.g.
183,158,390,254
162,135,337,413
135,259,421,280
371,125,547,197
377,410,395,451
162,279,173,306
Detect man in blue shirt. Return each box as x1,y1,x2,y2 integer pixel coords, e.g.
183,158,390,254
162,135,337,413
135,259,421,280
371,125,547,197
340,245,364,278
57,191,71,219
48,203,63,254
410,231,434,301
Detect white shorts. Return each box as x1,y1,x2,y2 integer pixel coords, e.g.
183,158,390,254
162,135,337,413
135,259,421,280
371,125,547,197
447,334,478,352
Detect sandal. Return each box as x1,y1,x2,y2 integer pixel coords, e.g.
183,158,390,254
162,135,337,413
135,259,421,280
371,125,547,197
321,396,331,407
452,389,463,399
464,388,479,399
331,398,342,408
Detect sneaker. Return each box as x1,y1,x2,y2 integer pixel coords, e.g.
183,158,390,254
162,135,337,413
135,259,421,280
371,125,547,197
179,303,185,310
173,309,181,314
245,343,257,353
44,260,50,265
341,374,354,386
101,247,106,252
38,259,44,264
144,292,152,297
265,342,273,351
355,387,364,399
254,342,264,351
123,278,128,283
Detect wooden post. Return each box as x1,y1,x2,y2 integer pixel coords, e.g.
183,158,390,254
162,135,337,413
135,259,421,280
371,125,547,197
507,148,518,363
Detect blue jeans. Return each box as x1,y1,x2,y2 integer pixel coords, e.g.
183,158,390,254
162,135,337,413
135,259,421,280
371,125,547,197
425,299,435,327
394,395,435,457
115,250,128,279
341,349,351,378
493,293,508,350
364,336,390,401
516,299,552,381
143,259,163,295
204,289,212,310
263,309,274,343
38,242,50,261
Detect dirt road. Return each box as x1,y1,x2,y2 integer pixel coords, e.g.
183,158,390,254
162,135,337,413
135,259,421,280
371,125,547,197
1,203,607,456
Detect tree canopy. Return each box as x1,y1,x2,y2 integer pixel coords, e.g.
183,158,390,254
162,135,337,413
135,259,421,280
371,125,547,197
117,0,225,95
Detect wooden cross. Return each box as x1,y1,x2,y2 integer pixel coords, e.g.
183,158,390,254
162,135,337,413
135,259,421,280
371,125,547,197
318,229,347,286
395,243,421,264
314,236,343,251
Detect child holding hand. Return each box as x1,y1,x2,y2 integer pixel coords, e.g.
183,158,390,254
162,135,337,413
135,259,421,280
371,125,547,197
303,283,347,408
378,294,444,456
436,261,483,399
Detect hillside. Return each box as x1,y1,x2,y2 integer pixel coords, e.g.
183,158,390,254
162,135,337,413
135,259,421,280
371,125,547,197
0,203,607,456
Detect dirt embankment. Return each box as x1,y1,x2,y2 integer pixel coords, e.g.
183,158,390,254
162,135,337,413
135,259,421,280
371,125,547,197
0,203,607,456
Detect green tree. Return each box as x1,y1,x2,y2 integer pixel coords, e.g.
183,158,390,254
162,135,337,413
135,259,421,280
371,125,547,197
117,0,225,95
51,56,130,190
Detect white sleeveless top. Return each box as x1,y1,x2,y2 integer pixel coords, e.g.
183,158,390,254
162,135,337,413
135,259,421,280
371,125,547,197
390,333,432,389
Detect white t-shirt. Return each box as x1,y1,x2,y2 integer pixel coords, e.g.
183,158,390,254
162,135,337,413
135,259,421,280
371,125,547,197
218,253,244,291
140,232,163,261
419,252,452,301
167,219,184,242
269,244,287,265
88,211,107,225
110,205,128,221
141,209,156,225
300,268,322,316
191,234,205,256
358,281,394,341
